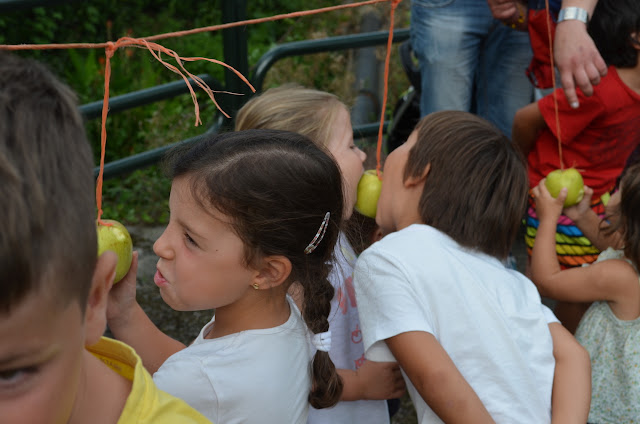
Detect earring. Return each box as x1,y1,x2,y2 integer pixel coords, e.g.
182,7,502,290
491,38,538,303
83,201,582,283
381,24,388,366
252,283,260,290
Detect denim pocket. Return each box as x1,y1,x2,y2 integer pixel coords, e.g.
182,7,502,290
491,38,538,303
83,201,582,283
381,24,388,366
412,0,455,9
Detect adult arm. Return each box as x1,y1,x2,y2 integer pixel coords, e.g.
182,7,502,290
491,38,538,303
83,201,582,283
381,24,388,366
548,322,591,424
554,0,607,108
106,252,187,374
512,102,545,157
386,331,494,423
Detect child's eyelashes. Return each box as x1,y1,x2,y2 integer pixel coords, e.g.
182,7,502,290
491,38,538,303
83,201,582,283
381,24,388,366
184,232,199,247
0,366,37,388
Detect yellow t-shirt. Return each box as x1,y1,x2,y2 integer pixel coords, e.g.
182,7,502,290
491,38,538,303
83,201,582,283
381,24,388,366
87,337,213,424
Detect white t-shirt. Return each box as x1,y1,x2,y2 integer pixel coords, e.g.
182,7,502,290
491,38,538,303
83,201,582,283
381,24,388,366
353,224,557,424
308,233,390,424
153,296,312,424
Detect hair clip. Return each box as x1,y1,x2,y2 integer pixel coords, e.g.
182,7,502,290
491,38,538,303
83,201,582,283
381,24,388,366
304,212,330,254
311,330,332,352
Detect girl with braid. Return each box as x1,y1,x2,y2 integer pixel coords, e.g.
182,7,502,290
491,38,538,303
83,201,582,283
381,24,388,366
236,85,405,424
106,129,344,423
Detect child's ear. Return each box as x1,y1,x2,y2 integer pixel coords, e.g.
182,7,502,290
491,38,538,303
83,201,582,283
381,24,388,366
252,255,292,290
404,163,431,188
84,251,117,346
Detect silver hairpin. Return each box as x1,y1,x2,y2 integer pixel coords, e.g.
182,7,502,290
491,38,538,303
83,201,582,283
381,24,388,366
304,212,330,254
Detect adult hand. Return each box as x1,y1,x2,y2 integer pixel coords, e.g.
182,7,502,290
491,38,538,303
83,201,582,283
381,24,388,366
554,20,607,108
487,0,517,20
533,179,567,222
487,0,527,30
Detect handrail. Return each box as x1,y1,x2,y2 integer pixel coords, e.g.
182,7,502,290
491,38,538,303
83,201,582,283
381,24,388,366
86,29,407,180
93,121,387,179
252,28,409,91
79,74,223,119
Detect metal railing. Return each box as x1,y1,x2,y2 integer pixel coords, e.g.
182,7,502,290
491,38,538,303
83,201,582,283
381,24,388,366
1,0,408,179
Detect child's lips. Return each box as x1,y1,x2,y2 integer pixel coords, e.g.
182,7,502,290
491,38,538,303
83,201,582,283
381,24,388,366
154,269,169,287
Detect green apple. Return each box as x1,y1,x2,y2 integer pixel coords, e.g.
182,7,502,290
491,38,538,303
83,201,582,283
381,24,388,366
545,168,585,207
97,219,133,284
355,169,383,218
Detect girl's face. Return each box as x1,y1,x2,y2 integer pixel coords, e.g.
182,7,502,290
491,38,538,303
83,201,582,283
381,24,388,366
605,188,621,227
153,177,257,311
326,107,366,219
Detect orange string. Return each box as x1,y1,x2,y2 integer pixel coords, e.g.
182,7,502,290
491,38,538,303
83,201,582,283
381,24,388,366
545,0,563,170
376,0,402,179
0,0,398,219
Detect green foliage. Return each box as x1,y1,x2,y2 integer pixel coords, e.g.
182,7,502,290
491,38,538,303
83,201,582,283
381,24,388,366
2,0,411,226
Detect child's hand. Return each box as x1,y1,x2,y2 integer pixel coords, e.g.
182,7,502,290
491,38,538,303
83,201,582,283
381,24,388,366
106,251,139,328
355,360,406,400
533,179,567,222
563,185,594,223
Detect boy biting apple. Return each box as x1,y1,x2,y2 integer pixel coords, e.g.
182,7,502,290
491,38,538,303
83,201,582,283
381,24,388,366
353,111,591,423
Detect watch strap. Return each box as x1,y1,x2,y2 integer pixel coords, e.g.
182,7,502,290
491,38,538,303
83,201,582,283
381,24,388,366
557,7,589,24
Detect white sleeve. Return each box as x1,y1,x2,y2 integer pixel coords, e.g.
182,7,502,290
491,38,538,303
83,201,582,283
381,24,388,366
541,304,559,324
353,244,435,356
153,354,218,420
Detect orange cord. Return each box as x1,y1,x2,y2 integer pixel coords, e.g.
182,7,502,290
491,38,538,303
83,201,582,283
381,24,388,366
375,0,402,179
0,0,399,220
545,0,564,170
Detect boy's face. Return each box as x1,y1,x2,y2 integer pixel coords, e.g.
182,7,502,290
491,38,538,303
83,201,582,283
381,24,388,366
0,292,86,424
376,130,425,234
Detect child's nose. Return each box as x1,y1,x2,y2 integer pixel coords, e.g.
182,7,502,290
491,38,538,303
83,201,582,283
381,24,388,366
358,146,367,163
153,227,173,259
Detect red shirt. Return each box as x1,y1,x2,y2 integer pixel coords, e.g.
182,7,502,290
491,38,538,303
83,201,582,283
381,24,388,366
528,66,640,196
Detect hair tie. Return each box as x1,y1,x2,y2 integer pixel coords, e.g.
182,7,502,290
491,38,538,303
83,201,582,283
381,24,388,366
304,212,330,254
311,330,332,352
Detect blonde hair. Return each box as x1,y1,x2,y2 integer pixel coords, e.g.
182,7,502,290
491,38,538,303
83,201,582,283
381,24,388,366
235,83,347,149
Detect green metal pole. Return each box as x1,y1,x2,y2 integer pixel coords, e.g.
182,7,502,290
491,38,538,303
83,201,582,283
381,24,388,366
221,0,249,129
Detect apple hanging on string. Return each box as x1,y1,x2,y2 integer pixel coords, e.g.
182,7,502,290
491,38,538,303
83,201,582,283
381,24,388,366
544,168,585,207
97,219,133,284
355,169,383,219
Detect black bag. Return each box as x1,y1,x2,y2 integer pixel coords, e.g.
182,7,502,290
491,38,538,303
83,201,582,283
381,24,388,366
386,41,422,153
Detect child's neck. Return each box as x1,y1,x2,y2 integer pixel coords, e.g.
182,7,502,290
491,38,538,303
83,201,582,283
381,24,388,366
69,350,131,424
616,60,640,94
205,290,291,339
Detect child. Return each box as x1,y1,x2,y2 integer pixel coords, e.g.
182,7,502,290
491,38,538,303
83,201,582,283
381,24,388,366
0,51,211,424
530,162,640,423
354,110,591,423
512,0,640,268
512,0,640,332
235,84,405,424
107,129,346,423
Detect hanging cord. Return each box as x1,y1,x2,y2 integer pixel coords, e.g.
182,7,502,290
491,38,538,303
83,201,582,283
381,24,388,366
545,0,564,170
0,0,399,222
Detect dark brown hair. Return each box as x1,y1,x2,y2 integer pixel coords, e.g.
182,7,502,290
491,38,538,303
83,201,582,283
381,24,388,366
0,52,97,315
602,162,640,270
588,0,640,68
405,111,528,259
168,129,344,408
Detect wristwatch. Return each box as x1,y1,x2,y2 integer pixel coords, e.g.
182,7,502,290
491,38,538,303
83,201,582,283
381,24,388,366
557,7,589,24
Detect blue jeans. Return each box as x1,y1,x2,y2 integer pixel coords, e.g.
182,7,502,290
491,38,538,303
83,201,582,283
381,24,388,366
410,0,533,137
